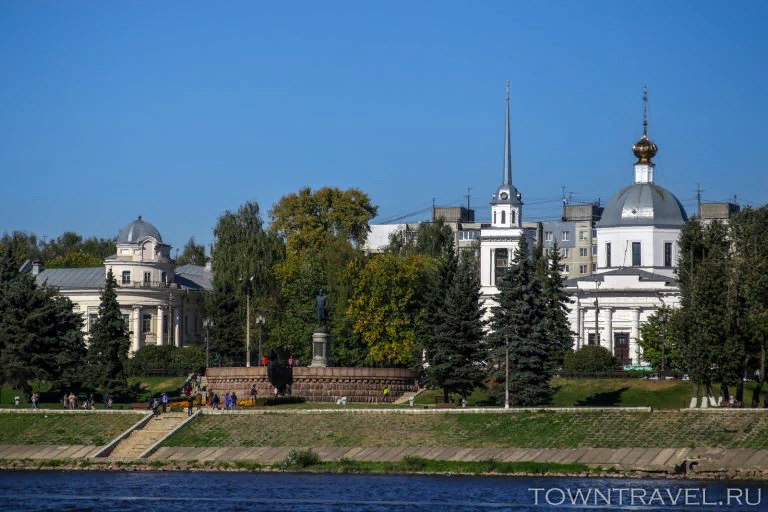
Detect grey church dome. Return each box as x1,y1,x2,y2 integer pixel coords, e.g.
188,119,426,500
492,184,522,205
117,216,163,243
598,183,688,229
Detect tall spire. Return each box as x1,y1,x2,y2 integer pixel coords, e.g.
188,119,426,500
632,85,657,166
502,80,512,185
642,84,648,136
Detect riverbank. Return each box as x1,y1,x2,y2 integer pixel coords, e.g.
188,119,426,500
1,456,765,480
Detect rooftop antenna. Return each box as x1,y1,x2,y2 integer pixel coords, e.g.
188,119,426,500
696,183,704,215
466,187,472,211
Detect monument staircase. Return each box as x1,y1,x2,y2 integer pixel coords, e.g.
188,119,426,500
394,387,427,405
108,412,189,460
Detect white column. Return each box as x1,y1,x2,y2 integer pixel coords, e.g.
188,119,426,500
575,301,581,350
156,306,164,345
490,249,495,287
630,308,641,365
606,307,613,354
174,310,181,348
580,308,586,347
132,306,141,354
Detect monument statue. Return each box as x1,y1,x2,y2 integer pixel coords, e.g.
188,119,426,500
315,288,329,326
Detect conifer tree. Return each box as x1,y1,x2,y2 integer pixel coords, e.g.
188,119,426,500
85,269,130,396
488,236,554,406
541,241,573,368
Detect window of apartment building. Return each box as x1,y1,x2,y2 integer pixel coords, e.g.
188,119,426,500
632,242,641,267
459,231,478,240
545,232,553,241
579,264,588,274
592,228,597,238
121,271,131,284
89,313,98,331
579,230,588,240
592,244,597,256
592,263,597,272
142,314,152,333
562,264,570,273
579,248,588,257
562,231,570,241
143,272,151,284
664,242,673,267
605,243,612,267
561,248,570,258
122,314,130,329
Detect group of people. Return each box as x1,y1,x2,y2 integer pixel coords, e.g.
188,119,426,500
59,391,112,410
207,391,239,411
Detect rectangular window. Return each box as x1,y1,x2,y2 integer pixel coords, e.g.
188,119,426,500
592,228,597,238
562,231,570,241
545,232,553,242
614,332,630,365
163,315,168,339
579,248,588,257
592,244,597,256
592,263,597,272
122,314,130,330
664,242,673,267
579,230,587,240
121,271,131,284
459,231,478,241
632,242,641,266
605,243,611,267
142,314,152,333
562,264,570,273
143,272,151,284
579,264,588,274
587,333,597,346
561,248,570,258
89,314,98,331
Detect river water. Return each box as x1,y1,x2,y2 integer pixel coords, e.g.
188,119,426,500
0,471,765,511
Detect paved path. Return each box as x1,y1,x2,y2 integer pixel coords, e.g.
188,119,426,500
0,444,102,459
148,446,768,470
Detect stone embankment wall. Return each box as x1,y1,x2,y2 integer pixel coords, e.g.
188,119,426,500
205,367,417,403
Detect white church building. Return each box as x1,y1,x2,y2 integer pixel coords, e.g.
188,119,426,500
480,87,686,367
31,217,212,355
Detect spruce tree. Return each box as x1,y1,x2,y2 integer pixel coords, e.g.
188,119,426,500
541,241,573,368
85,269,130,397
488,236,554,406
206,279,245,364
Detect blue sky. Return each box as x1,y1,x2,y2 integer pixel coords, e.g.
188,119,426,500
1,1,766,252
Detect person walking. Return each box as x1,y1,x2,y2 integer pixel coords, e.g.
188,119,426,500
212,393,220,410
147,394,154,410
231,391,237,411
195,390,203,411
224,392,231,411
68,392,76,410
196,374,202,390
250,384,257,405
31,392,39,409
161,393,168,413
187,394,194,416
102,391,109,410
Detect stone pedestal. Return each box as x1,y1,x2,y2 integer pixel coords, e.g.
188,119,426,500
310,330,329,368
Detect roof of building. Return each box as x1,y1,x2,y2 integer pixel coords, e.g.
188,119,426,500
35,267,105,289
597,183,688,229
564,267,677,287
174,264,213,291
116,216,163,244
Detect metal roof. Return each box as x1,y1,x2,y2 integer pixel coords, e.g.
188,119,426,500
116,217,163,243
597,183,687,229
564,267,677,287
35,267,105,289
174,264,213,291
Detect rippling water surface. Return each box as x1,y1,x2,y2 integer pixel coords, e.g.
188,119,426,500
0,471,765,511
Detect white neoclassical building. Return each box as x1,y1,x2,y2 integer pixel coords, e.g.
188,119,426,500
480,88,686,367
31,217,212,354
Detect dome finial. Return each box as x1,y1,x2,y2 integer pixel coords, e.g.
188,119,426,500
632,85,657,164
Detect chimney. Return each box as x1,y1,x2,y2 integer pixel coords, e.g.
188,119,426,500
32,260,43,276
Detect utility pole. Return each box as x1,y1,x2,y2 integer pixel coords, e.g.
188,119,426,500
505,332,509,410
466,187,472,211
258,315,264,367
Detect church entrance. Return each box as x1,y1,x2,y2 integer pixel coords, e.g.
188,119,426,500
614,332,630,366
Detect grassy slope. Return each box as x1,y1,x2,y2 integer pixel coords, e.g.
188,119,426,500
0,412,141,446
414,379,753,409
165,410,768,450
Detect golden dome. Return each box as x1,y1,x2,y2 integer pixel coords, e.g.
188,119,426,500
632,133,657,164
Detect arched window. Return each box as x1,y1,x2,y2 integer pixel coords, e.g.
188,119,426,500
501,211,506,224
493,211,497,224
511,210,516,224
161,272,168,285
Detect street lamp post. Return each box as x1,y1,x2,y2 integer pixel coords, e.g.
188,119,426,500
505,332,509,410
256,315,264,366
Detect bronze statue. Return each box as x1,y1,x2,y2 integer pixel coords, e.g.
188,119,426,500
315,288,329,325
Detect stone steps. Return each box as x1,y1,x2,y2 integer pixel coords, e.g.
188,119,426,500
108,413,188,460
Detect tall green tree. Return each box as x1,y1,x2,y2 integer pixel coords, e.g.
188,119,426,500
639,306,683,372
46,251,103,269
176,236,208,266
84,269,130,396
487,236,554,406
386,218,455,259
423,249,486,402
540,241,573,367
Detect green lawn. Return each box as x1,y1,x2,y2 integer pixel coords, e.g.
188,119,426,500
0,412,141,446
164,409,768,450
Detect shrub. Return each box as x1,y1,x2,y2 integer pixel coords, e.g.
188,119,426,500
281,449,321,469
400,455,427,471
255,396,306,406
563,345,617,373
127,345,205,377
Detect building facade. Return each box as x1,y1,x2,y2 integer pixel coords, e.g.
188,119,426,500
32,217,212,355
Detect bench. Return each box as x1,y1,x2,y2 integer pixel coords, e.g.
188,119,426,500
719,401,742,409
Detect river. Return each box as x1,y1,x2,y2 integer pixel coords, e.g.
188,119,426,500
0,471,765,511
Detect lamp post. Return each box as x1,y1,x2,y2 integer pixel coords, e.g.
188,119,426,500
242,276,254,367
256,315,264,366
505,332,509,410
203,319,210,369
